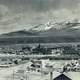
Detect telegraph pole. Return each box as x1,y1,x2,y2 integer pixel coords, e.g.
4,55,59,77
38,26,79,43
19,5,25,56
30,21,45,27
49,66,53,80
50,71,53,80
13,69,14,80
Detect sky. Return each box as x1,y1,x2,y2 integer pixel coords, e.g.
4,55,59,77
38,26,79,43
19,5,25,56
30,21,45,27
0,0,80,34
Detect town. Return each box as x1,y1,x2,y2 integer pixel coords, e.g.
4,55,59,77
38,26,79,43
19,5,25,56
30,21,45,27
0,43,80,80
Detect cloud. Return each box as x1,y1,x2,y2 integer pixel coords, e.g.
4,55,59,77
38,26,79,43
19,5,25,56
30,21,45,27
0,0,80,34
0,5,9,18
0,0,80,12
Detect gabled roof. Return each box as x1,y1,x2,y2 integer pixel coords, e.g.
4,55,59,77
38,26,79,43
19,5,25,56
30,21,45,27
53,74,72,80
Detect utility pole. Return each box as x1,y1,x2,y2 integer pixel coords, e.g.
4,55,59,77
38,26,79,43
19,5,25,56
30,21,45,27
50,71,53,80
13,69,14,80
40,60,43,76
26,73,27,80
49,66,53,80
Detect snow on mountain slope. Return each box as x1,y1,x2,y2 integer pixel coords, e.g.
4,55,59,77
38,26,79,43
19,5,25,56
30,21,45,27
1,19,80,38
30,22,54,31
30,19,80,32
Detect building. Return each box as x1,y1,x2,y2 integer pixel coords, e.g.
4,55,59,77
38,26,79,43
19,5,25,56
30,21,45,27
53,74,72,80
49,46,63,56
52,71,80,80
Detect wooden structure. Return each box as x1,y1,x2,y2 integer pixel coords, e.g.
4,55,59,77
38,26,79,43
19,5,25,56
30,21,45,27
53,74,72,80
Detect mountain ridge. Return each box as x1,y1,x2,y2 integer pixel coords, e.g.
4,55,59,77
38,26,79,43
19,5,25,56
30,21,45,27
0,19,80,44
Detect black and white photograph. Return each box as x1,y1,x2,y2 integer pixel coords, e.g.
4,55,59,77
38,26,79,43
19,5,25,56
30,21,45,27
0,0,80,80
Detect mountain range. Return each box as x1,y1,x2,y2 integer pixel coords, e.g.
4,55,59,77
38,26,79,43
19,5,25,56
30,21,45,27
0,19,80,44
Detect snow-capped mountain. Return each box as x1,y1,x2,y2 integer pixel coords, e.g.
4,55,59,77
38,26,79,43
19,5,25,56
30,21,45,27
30,19,80,32
0,19,80,44
1,19,80,38
30,21,61,31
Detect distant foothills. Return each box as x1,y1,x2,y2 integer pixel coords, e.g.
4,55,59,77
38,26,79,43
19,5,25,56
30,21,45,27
1,19,80,44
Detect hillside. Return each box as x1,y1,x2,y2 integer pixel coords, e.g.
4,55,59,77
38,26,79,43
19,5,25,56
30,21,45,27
0,19,80,44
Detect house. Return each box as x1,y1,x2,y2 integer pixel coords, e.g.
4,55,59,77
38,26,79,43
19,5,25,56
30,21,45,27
52,71,80,80
50,46,63,55
53,74,72,80
0,57,13,65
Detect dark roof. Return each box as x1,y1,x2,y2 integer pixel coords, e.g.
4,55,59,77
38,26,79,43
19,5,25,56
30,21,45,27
53,74,72,80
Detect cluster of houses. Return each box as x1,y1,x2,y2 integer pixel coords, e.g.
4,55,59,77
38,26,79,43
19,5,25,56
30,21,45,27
27,59,80,72
0,44,80,68
0,44,80,56
63,60,80,72
26,59,80,80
